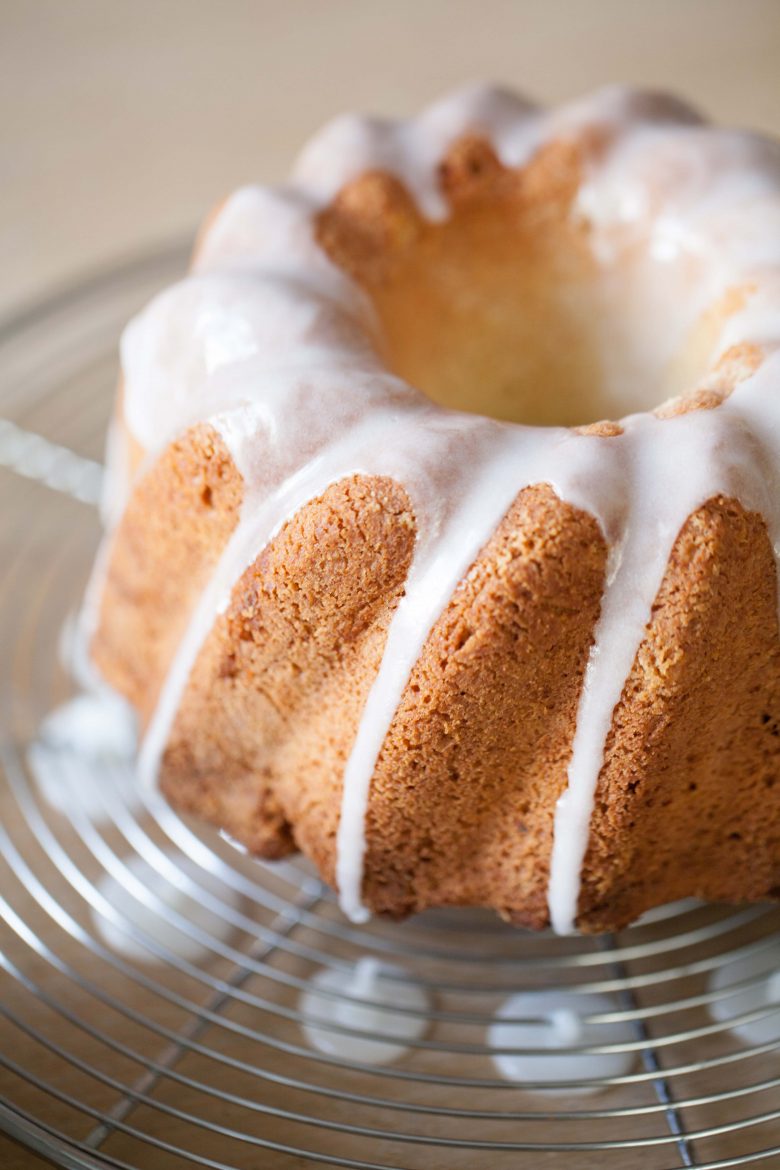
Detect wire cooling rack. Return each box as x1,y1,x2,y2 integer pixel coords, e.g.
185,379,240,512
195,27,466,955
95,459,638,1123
1,249,779,1170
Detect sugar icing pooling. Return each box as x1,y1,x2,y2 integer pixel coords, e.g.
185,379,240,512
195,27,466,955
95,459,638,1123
91,852,240,965
489,990,636,1092
28,689,139,824
94,84,780,933
707,944,780,1045
300,957,430,1064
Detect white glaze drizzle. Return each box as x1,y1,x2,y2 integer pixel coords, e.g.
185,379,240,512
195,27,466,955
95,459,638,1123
549,403,772,931
105,84,780,933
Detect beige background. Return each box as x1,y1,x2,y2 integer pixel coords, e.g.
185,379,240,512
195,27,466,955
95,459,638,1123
1,2,780,1167
2,0,780,321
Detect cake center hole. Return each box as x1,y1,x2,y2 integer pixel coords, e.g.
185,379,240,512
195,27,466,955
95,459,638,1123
318,139,714,428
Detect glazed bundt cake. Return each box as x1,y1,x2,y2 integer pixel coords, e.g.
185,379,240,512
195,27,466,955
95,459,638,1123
86,85,780,933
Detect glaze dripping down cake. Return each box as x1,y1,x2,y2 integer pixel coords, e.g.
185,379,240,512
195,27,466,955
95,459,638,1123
86,85,780,933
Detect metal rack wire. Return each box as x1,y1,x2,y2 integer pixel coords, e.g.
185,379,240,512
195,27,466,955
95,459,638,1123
0,249,779,1169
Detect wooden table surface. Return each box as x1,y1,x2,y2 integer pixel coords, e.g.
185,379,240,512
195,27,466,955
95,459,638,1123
2,2,780,1167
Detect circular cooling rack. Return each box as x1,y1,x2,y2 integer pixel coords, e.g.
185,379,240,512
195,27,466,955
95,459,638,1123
0,249,779,1170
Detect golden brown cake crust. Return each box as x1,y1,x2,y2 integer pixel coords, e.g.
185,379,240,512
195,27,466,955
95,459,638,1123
92,423,243,724
362,483,607,927
159,474,417,861
159,479,608,921
582,497,780,929
138,462,780,930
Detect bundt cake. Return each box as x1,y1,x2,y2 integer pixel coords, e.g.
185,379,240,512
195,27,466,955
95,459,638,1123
85,85,780,933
